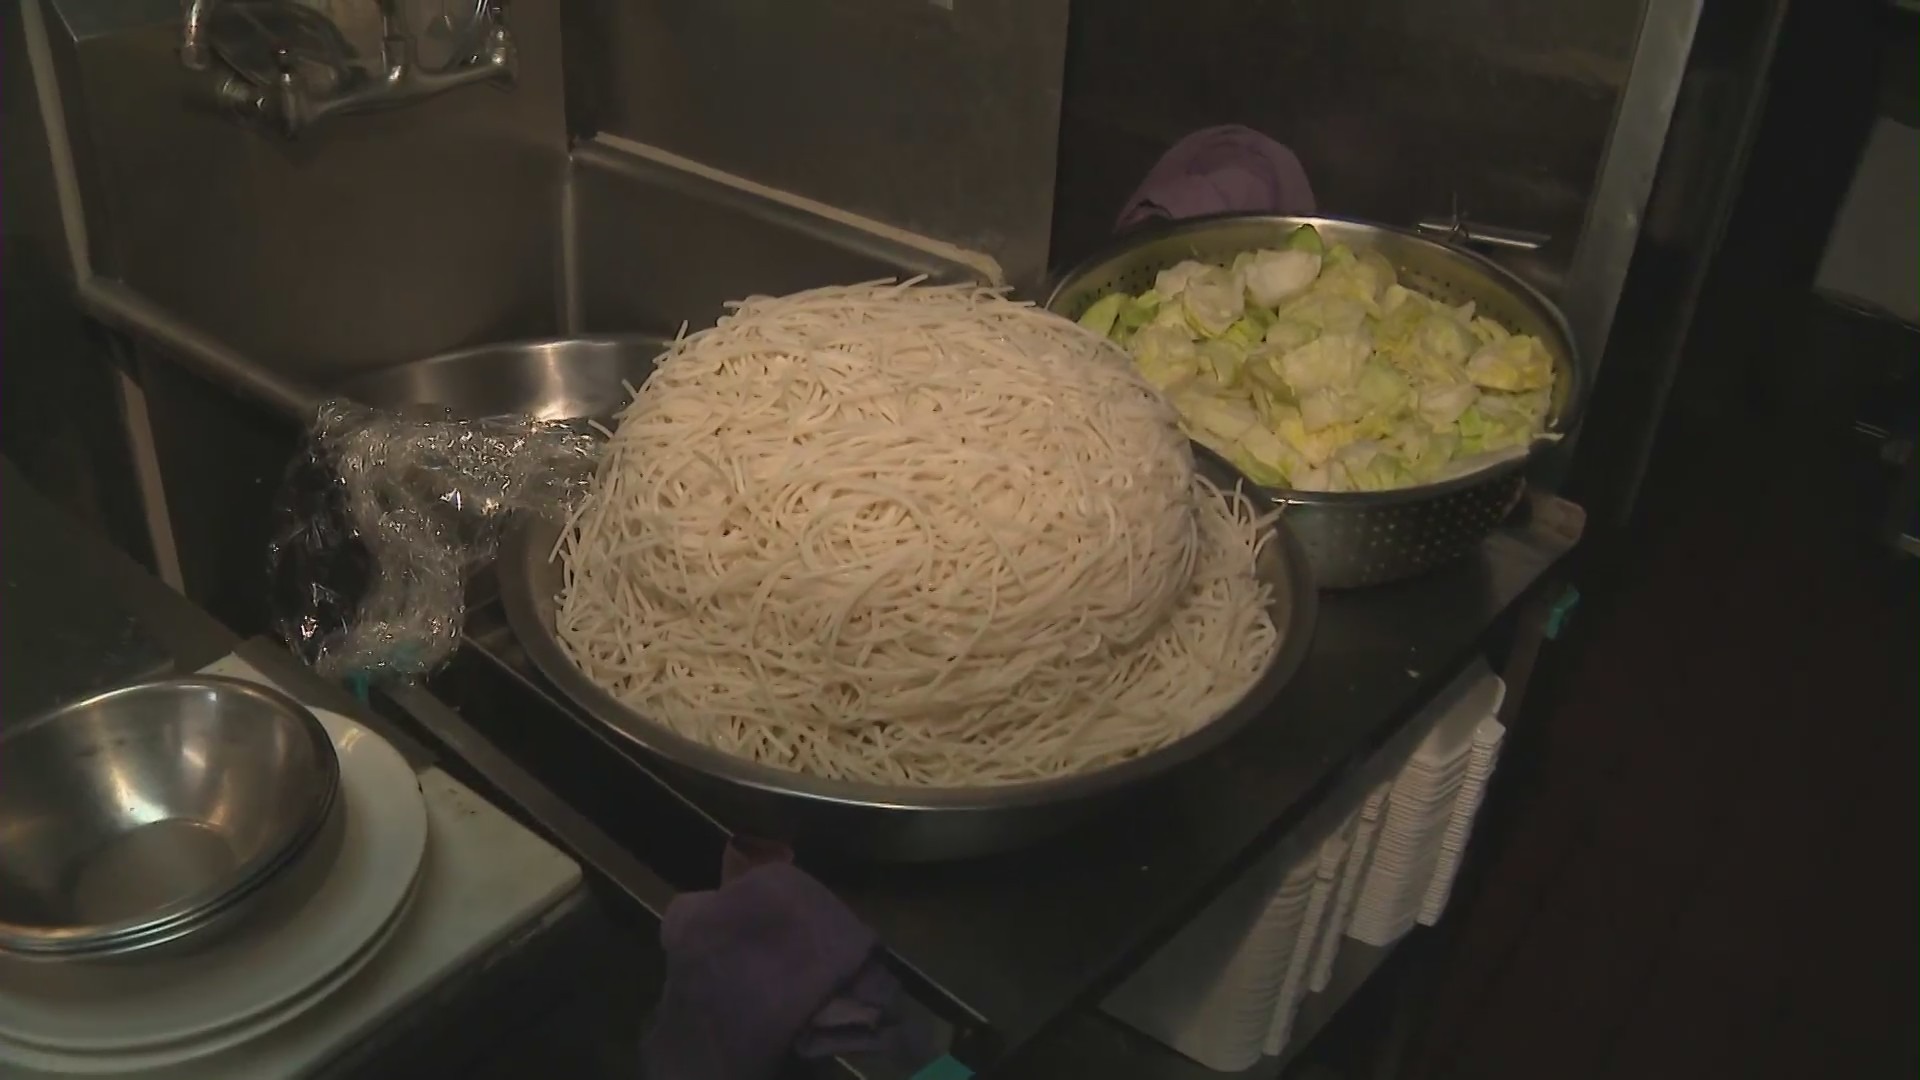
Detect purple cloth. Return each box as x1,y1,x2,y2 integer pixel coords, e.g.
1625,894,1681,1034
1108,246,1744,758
1116,124,1316,233
640,840,930,1080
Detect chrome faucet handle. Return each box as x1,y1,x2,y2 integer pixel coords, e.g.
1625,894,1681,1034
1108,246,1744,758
181,0,216,70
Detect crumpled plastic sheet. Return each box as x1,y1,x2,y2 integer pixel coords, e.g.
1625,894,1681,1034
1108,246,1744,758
267,400,599,684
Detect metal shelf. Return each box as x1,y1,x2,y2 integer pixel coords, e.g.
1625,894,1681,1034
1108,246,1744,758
998,942,1398,1079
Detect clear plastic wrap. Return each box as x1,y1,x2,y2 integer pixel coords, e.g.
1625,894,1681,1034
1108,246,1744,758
267,400,598,683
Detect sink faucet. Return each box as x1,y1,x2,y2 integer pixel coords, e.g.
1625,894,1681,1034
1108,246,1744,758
180,0,214,70
176,0,518,137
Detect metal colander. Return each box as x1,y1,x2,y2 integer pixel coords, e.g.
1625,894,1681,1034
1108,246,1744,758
1046,214,1584,589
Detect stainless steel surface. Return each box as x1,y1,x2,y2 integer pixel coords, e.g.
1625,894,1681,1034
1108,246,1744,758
1561,0,1793,535
496,453,1319,862
568,137,998,335
0,519,174,722
1045,214,1584,589
1,2,156,568
0,677,341,960
179,0,213,69
45,0,566,380
1551,0,1707,505
1560,0,1706,380
338,335,669,420
37,0,563,627
184,0,518,137
570,0,1068,289
1051,0,1645,287
80,279,322,419
1415,209,1552,253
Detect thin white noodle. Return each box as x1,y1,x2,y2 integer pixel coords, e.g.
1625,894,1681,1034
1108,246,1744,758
554,282,1280,786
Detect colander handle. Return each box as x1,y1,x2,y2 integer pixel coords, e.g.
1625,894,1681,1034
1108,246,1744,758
1415,214,1550,253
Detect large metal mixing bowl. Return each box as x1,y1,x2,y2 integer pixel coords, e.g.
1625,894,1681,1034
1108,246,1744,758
337,335,672,422
498,451,1319,861
0,678,341,960
336,334,1318,858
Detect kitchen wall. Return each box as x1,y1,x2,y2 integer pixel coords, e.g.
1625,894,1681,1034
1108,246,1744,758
565,0,1070,291
1050,0,1647,286
1,1,153,565
45,0,571,383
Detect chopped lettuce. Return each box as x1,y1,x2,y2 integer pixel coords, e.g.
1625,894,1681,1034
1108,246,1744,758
1456,390,1548,455
1234,248,1322,307
1277,332,1370,394
1354,360,1412,413
1196,339,1248,389
1417,382,1479,428
1220,313,1270,349
1276,291,1372,335
1083,237,1559,492
1130,328,1199,392
1181,267,1246,336
1077,293,1127,337
1264,317,1320,352
1115,291,1167,337
1465,335,1555,392
1299,388,1369,433
1315,247,1397,306
1154,261,1214,299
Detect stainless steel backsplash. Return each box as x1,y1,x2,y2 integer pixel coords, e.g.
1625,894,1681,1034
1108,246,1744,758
565,0,1070,292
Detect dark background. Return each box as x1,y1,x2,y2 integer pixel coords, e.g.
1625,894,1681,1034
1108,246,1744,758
1295,0,1920,1075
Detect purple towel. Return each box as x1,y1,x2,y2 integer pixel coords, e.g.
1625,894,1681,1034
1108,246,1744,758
1116,124,1316,233
640,840,931,1080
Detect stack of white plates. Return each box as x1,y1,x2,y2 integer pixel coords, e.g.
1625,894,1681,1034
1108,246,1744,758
1347,667,1506,947
1103,840,1323,1072
1263,828,1353,1056
1101,661,1512,1071
1311,782,1391,995
1417,715,1506,926
0,712,428,1076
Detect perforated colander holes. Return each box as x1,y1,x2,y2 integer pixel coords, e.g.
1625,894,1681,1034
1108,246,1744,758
1399,270,1468,308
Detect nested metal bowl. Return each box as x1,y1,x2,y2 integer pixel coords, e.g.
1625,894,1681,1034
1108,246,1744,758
337,335,672,424
1046,214,1585,588
0,677,341,961
498,451,1319,862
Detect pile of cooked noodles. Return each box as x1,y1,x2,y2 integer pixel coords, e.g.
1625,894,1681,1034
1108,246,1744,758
552,281,1280,786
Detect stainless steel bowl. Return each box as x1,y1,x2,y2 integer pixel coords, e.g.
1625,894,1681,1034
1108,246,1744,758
1046,214,1585,588
0,677,341,960
498,450,1319,861
337,335,672,422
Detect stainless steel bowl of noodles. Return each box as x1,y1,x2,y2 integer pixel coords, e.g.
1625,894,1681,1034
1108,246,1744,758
496,282,1319,861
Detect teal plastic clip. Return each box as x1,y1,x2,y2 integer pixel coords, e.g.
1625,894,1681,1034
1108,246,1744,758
908,1055,975,1080
1546,585,1581,641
